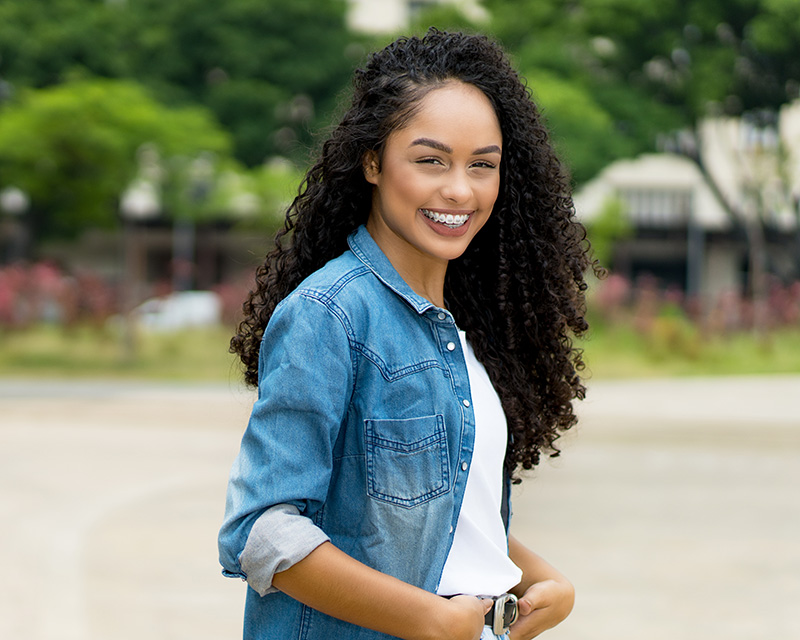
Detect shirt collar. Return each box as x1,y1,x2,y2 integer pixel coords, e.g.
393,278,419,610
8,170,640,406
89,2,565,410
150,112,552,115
347,225,437,315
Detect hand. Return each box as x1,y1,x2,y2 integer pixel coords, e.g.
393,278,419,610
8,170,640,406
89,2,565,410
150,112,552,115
435,595,493,640
508,579,575,640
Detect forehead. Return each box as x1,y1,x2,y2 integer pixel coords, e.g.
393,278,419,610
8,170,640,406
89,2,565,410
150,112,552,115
390,81,502,145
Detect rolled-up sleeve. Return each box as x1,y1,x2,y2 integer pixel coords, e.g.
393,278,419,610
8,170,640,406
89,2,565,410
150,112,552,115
240,504,331,595
218,291,355,592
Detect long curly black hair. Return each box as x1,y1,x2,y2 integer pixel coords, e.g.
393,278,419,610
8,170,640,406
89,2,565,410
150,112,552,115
232,29,600,478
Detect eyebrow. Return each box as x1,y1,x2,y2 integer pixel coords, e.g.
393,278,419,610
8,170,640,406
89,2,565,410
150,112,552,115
409,137,502,156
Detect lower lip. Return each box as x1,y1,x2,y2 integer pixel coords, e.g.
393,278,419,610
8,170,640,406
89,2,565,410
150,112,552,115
419,210,473,237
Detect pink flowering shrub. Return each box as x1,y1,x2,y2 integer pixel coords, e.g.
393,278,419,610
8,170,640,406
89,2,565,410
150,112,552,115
590,272,800,336
0,262,117,329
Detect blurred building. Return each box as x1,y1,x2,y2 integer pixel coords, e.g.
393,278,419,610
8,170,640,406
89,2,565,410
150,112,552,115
40,222,265,294
346,0,487,33
575,101,800,300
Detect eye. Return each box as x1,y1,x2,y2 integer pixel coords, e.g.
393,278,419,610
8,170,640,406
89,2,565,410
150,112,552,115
416,157,444,165
471,160,498,170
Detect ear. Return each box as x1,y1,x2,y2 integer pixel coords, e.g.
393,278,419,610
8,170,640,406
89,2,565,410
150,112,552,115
362,151,380,185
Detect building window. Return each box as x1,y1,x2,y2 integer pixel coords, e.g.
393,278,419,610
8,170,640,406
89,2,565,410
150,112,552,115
619,188,693,227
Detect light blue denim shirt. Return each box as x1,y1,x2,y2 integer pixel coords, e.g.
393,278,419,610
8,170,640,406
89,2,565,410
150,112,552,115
219,225,510,640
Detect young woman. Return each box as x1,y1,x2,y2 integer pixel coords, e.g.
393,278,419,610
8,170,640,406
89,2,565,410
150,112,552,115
219,29,597,640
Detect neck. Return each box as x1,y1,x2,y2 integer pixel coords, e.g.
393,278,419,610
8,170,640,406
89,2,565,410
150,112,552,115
365,221,448,308
400,265,447,309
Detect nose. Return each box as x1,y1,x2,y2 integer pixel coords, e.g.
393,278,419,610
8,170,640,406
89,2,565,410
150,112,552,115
440,168,472,203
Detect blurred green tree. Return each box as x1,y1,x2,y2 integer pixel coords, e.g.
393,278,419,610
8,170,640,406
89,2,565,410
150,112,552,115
526,70,654,185
0,77,231,239
582,196,633,267
2,0,800,187
0,0,133,86
483,0,800,183
125,0,359,166
407,3,487,35
0,0,360,167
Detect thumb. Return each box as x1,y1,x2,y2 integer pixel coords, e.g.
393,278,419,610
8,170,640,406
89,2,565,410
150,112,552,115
481,598,494,614
517,595,535,616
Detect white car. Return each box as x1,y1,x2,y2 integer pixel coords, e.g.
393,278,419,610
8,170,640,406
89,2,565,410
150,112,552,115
133,291,222,331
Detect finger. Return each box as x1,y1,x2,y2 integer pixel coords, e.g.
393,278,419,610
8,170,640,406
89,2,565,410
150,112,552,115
517,582,548,616
451,594,493,615
517,596,534,616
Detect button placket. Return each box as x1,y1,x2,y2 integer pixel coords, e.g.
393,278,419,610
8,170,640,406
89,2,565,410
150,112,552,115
438,320,475,524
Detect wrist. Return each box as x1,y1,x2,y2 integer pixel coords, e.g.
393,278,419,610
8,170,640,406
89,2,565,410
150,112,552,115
414,595,482,640
413,595,454,640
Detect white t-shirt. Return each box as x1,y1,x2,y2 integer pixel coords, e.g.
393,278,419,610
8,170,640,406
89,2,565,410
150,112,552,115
436,331,522,596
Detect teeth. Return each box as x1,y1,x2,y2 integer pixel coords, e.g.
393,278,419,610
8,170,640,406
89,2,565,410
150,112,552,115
421,209,469,227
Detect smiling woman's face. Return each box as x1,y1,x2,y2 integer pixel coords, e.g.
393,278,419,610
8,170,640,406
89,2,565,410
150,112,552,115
364,80,502,272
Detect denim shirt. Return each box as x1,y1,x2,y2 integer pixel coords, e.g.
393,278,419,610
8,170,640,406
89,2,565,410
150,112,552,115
219,225,510,640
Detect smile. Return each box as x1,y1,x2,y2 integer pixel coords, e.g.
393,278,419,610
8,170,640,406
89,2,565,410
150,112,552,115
420,209,471,228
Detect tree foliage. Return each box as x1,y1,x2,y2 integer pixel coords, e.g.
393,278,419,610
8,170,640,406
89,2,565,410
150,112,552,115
0,0,360,166
2,0,800,246
582,196,633,267
482,0,800,183
0,78,231,238
124,0,359,165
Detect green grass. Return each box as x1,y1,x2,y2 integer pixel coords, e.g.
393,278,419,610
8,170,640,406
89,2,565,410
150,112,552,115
1,321,799,381
580,321,800,379
0,324,241,381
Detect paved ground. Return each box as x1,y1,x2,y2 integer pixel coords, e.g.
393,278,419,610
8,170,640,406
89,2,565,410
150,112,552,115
1,375,798,640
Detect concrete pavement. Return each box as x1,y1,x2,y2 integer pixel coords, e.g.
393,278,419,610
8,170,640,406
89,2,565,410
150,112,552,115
1,375,798,639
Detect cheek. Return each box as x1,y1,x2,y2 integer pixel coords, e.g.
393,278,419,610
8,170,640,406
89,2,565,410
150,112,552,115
480,176,501,208
380,164,420,198
393,173,441,206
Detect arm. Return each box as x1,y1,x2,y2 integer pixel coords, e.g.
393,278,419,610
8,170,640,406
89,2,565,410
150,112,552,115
272,541,491,640
507,535,575,640
219,294,352,582
221,295,488,639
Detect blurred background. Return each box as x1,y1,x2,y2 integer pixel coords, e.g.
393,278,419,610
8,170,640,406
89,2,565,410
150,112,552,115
0,1,798,639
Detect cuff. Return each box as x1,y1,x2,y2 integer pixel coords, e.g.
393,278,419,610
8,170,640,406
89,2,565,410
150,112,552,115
240,503,330,596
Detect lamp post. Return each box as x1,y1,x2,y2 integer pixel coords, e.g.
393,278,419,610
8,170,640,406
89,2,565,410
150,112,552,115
173,154,213,292
119,179,160,359
0,186,31,264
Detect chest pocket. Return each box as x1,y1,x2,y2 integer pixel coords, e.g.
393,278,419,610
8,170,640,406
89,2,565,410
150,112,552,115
364,415,450,507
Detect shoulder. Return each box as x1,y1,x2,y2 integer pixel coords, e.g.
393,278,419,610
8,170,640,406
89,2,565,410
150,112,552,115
267,250,383,340
294,250,370,298
258,256,366,380
283,249,393,318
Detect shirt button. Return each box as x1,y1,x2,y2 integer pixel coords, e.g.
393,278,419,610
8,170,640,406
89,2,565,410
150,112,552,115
449,525,454,534
446,342,456,351
438,312,447,320
462,399,470,408
461,461,468,471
